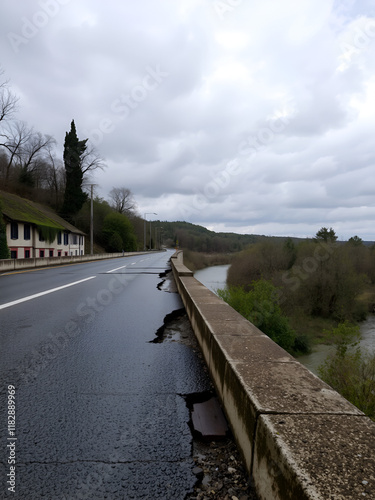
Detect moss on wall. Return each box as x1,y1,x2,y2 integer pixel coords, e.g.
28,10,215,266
36,224,61,244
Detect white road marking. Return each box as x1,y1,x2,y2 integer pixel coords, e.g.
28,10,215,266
107,265,128,273
107,260,137,273
0,276,96,310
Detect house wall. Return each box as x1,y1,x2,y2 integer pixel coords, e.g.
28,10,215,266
6,222,84,259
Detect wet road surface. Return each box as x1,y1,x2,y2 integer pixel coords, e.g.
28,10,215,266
0,250,212,499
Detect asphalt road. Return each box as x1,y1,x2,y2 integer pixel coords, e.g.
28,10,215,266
0,250,212,499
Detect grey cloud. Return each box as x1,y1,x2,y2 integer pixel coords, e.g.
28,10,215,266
1,0,374,240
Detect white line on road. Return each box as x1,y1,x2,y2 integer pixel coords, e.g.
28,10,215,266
0,276,96,310
107,265,128,273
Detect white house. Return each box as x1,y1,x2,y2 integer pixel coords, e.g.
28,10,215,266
1,191,85,259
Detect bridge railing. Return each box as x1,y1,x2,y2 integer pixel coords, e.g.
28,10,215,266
171,251,375,500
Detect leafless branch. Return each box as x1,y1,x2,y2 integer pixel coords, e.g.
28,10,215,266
21,132,56,173
0,70,19,123
1,121,32,183
109,187,137,216
81,144,107,176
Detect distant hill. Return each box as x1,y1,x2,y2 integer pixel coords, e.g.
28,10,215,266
155,220,305,253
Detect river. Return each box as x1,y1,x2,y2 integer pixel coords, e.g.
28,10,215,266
194,265,375,375
194,265,230,294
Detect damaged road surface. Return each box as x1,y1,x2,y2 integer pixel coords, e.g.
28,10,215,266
0,249,215,499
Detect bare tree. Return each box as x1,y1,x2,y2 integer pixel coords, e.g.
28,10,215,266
1,121,32,184
1,122,56,188
81,143,107,178
44,146,65,208
109,187,137,216
1,71,20,185
19,131,56,186
0,70,19,124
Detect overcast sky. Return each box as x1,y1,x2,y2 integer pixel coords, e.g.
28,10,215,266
1,0,375,240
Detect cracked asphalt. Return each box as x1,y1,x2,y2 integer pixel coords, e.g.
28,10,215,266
0,250,213,499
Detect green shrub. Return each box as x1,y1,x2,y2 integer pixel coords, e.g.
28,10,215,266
318,322,375,420
292,334,311,355
107,232,123,252
227,240,291,289
102,212,137,252
218,279,296,353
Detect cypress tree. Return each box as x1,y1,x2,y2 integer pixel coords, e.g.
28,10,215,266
61,120,88,222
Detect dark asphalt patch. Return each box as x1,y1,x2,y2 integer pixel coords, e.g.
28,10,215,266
180,391,229,441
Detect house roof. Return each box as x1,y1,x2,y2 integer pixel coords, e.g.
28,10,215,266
0,191,85,235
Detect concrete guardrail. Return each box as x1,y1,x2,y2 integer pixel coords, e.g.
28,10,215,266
0,251,152,273
171,250,375,499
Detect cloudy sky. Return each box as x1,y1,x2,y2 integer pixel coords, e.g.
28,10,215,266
1,0,375,239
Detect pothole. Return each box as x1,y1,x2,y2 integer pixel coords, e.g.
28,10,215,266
181,391,230,441
157,268,177,292
149,308,187,343
158,268,171,279
182,391,257,500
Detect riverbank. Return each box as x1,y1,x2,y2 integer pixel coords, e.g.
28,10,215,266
182,249,233,272
288,314,338,346
194,265,375,370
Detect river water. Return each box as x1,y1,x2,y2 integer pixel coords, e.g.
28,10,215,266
194,265,230,294
194,265,375,375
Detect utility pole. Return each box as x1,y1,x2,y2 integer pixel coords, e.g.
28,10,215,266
144,212,157,250
90,184,94,255
144,214,146,251
155,226,163,250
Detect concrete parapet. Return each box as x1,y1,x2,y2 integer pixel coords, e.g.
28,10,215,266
170,250,193,276
0,259,15,272
171,252,375,499
254,414,374,499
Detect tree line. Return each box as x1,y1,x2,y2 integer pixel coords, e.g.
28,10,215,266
158,220,272,253
226,228,375,324
218,227,375,352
